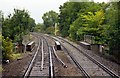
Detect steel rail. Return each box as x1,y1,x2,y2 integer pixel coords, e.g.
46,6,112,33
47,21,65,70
60,42,90,78
40,39,44,71
52,46,67,68
50,36,90,78
43,34,67,68
49,47,54,78
57,36,119,78
42,36,54,78
22,38,40,78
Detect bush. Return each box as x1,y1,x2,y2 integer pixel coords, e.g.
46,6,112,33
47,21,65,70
2,36,13,60
9,53,22,60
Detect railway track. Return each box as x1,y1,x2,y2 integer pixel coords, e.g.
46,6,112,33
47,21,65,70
22,34,55,78
44,34,83,76
44,34,67,68
42,36,55,77
51,36,119,78
22,37,41,78
49,46,54,77
50,36,90,77
62,43,90,78
52,46,67,68
40,39,44,71
28,33,119,77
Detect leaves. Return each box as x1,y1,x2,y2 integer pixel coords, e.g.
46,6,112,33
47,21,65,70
42,10,58,27
2,9,36,60
2,9,36,42
58,1,120,59
2,36,13,59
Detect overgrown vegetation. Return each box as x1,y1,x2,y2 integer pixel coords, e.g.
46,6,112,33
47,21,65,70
58,1,120,60
1,9,36,60
2,36,13,60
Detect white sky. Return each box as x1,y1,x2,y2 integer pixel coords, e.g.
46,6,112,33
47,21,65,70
0,0,111,23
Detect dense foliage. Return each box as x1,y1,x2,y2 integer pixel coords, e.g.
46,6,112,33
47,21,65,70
34,23,45,33
2,9,36,60
106,2,120,58
42,10,58,27
41,10,58,34
2,9,36,43
58,1,120,59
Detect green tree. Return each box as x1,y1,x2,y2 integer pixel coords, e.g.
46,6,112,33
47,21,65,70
2,9,36,43
1,9,36,60
59,2,82,37
28,17,36,32
34,23,45,32
42,10,58,28
69,9,105,42
59,2,104,37
46,26,55,34
105,2,120,59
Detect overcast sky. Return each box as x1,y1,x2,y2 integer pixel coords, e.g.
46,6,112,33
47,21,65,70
0,0,110,24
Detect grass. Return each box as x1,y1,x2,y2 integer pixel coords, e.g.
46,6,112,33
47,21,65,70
10,53,22,60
